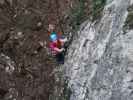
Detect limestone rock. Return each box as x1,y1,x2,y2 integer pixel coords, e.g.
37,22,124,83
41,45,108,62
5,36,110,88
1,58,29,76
63,0,133,100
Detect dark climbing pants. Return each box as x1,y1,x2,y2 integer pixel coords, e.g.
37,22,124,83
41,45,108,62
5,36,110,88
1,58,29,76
55,52,64,64
55,41,68,64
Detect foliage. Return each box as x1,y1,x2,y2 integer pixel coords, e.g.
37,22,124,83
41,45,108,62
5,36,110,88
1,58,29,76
70,0,86,30
125,12,133,29
92,0,106,21
69,0,106,30
124,5,133,30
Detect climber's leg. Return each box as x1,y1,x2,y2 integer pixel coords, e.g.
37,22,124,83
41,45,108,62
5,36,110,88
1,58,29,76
55,52,64,64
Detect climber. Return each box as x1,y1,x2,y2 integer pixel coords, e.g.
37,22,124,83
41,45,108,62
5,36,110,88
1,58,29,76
48,24,68,64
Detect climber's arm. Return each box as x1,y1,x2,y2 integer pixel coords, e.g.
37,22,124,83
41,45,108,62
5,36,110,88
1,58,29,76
54,47,64,52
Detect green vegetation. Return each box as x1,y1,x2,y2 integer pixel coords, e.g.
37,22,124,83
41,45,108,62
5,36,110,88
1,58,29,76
127,5,133,11
125,12,133,29
69,0,106,30
124,5,133,29
92,0,106,21
70,0,86,30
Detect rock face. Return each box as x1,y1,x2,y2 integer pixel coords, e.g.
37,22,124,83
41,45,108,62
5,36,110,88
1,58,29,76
63,0,133,100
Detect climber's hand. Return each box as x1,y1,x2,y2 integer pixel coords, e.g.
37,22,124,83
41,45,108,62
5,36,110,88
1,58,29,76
60,48,65,52
64,37,68,42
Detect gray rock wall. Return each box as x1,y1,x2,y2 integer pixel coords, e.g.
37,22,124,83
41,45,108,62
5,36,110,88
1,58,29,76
63,0,133,100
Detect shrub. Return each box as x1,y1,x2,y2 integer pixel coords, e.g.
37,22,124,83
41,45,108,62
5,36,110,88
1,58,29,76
92,0,106,21
124,5,133,30
70,0,86,30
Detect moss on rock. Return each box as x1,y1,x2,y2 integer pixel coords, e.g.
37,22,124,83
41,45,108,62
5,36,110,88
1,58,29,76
124,5,133,29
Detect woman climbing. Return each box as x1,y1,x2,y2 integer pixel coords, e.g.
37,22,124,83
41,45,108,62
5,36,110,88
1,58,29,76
48,24,67,64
